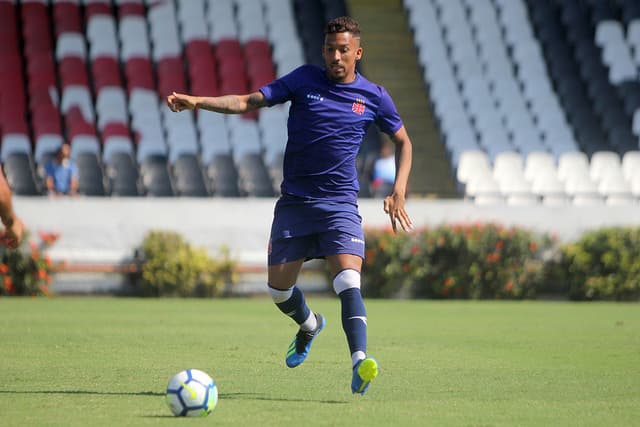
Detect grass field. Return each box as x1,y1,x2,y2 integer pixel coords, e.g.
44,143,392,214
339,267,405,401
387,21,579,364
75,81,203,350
0,297,638,426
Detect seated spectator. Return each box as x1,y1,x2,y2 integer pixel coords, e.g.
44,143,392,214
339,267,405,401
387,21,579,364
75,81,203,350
370,138,395,198
45,143,78,196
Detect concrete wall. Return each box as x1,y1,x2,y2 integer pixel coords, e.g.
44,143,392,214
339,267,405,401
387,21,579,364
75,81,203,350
16,196,640,267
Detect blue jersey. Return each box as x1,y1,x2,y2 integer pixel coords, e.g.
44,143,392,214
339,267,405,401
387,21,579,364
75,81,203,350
259,65,403,203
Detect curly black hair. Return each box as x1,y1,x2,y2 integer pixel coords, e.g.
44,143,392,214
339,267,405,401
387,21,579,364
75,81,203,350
324,16,360,37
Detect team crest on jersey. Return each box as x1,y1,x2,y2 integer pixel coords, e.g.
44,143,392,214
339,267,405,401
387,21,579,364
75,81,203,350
352,97,366,115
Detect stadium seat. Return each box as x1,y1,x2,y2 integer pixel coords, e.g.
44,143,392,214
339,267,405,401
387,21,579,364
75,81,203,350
105,151,141,196
140,154,175,197
1,134,32,162
3,152,41,196
75,152,106,196
237,153,275,197
173,154,209,197
206,154,240,197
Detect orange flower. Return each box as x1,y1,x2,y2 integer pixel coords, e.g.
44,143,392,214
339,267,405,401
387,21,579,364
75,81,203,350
504,282,514,292
38,269,47,280
0,264,8,274
4,276,14,293
529,242,537,252
486,252,501,263
444,277,455,288
38,231,60,245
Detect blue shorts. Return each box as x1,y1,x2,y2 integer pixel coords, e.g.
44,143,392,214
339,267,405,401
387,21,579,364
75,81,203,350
268,194,365,266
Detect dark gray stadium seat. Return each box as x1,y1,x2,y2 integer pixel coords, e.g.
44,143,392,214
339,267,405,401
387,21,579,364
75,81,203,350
206,153,240,197
75,152,106,196
173,154,209,197
106,152,140,196
140,154,175,197
237,153,275,197
3,153,41,195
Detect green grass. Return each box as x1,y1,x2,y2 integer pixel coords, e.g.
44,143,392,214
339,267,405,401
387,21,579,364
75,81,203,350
0,298,639,426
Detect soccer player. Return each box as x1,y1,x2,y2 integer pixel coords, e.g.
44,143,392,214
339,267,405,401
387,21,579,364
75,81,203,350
0,169,24,248
168,16,413,395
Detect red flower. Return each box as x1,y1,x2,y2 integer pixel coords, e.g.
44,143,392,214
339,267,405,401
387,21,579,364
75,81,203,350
486,253,501,263
0,264,8,274
411,245,419,255
38,231,60,245
495,240,504,250
529,242,537,252
444,277,455,288
38,269,47,280
504,282,514,292
4,276,14,293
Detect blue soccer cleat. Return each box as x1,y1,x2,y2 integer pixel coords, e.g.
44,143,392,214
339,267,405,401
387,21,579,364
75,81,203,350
351,357,378,395
285,313,325,368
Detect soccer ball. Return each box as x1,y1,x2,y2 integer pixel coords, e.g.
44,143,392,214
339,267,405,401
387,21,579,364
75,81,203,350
165,369,218,417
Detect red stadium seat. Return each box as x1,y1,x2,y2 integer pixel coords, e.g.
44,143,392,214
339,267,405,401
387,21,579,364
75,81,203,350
215,39,243,61
244,39,271,60
125,58,155,91
118,2,146,18
157,57,186,97
218,56,246,79
92,57,123,93
102,122,131,140
185,40,213,64
53,2,82,37
59,57,90,89
84,1,113,21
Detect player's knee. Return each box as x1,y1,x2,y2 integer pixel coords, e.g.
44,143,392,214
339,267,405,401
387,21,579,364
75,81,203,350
268,284,293,303
333,269,361,295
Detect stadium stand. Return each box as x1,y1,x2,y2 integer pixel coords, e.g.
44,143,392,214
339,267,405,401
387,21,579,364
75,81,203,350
1,0,638,205
0,0,307,197
405,0,640,205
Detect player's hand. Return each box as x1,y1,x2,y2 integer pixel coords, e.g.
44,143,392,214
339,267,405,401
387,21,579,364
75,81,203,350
1,217,24,249
167,92,197,112
383,192,413,233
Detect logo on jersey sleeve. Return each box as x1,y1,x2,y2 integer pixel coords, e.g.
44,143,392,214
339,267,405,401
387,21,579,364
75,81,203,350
352,97,366,115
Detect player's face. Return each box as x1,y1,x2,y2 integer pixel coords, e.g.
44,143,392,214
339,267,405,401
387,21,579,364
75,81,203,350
323,32,362,83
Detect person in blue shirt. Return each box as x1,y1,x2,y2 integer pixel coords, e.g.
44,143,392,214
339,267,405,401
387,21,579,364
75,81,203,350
168,16,413,395
44,143,79,196
371,138,397,198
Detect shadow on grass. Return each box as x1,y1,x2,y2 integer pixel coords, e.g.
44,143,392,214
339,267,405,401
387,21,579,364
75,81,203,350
0,390,348,404
220,392,348,404
0,390,163,397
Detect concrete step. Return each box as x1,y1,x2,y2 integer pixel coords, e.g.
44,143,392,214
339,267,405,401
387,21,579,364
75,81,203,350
347,0,458,197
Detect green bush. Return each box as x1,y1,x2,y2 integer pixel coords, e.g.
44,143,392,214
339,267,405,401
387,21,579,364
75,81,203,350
363,224,554,299
0,231,59,296
557,227,640,301
134,230,237,297
361,228,413,298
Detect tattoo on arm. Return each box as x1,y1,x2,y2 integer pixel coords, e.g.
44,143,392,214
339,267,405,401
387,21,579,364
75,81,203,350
247,92,267,109
199,93,266,114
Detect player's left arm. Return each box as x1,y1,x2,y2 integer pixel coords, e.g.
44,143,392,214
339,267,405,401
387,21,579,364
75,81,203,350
384,125,413,233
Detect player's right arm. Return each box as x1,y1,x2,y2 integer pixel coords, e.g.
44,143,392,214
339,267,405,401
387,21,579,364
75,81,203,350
0,170,24,248
166,91,268,114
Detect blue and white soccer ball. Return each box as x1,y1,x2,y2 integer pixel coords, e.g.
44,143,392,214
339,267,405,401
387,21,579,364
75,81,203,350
165,369,218,417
